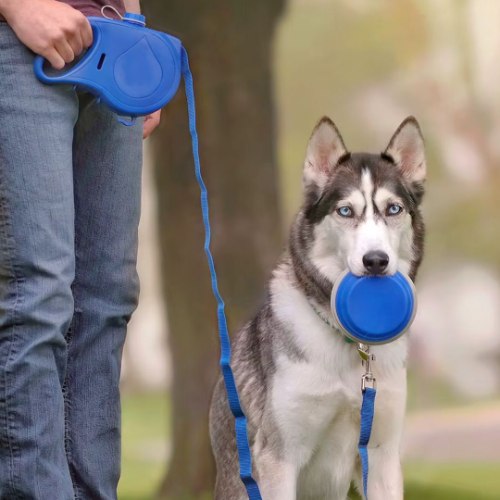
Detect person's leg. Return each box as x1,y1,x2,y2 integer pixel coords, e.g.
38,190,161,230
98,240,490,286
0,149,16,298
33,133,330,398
64,93,143,499
0,23,77,499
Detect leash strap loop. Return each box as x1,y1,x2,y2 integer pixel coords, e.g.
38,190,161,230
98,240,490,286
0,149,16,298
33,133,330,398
181,47,262,500
359,386,376,499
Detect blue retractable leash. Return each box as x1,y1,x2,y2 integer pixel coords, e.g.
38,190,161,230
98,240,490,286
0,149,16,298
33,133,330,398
34,13,418,500
34,12,262,500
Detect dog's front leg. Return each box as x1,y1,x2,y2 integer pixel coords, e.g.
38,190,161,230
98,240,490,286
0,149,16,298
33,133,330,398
254,451,297,500
355,445,403,500
351,371,406,500
355,377,406,500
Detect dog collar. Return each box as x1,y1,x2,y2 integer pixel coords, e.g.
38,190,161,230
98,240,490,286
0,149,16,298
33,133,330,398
307,299,355,344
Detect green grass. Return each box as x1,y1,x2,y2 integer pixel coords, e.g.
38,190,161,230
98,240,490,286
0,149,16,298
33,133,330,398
119,392,169,500
404,462,500,499
119,393,500,499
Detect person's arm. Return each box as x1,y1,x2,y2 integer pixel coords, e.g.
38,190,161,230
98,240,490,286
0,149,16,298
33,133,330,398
0,0,92,70
123,0,141,14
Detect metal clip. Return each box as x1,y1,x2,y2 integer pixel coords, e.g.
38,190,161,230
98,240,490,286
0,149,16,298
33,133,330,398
358,343,376,391
361,372,376,391
358,344,370,362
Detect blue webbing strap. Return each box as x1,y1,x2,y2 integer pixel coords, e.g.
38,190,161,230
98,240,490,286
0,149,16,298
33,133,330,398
181,47,262,500
359,386,376,499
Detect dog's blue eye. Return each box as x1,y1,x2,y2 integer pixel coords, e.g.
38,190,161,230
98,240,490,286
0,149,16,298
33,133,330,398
387,204,403,216
337,206,353,217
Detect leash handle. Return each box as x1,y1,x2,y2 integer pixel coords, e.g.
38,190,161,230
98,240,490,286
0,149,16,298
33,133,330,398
34,16,183,118
181,48,262,500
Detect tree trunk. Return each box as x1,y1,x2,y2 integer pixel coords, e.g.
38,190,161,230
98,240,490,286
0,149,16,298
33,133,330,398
146,1,286,497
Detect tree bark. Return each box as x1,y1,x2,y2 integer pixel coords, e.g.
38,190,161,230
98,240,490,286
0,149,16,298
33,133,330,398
146,1,286,497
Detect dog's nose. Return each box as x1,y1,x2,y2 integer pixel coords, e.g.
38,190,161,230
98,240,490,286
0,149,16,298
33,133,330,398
362,251,389,275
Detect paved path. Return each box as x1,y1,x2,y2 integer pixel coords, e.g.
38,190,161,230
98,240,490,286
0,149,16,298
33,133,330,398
403,403,500,461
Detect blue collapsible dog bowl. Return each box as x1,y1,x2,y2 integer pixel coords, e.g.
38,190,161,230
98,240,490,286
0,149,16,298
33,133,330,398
331,271,417,345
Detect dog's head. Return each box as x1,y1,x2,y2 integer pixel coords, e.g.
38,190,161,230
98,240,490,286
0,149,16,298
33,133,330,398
295,116,425,285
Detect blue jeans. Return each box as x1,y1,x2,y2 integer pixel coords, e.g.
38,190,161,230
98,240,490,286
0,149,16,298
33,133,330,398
0,23,143,499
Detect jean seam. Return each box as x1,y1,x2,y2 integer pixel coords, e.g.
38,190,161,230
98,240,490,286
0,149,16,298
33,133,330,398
0,164,26,500
63,312,81,500
64,219,81,500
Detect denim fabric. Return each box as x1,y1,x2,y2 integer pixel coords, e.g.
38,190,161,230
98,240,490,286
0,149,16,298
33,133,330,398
0,22,143,499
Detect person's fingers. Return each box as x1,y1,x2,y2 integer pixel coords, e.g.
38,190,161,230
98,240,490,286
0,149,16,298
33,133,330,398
43,47,66,70
143,118,154,139
143,111,161,139
80,17,93,48
54,38,75,64
68,31,84,57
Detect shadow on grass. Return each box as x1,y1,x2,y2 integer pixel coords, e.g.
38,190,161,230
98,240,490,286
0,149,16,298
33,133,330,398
119,493,212,500
119,496,152,500
349,482,494,500
119,483,495,500
404,482,495,500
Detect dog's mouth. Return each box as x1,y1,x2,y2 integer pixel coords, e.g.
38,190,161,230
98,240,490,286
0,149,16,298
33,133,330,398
345,266,397,278
346,251,398,278
361,270,391,277
344,270,390,278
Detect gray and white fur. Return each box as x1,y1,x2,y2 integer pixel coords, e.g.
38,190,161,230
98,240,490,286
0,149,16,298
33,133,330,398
209,116,426,500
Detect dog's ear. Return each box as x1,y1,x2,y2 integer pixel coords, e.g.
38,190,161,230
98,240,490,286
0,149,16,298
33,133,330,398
304,117,348,191
384,116,426,183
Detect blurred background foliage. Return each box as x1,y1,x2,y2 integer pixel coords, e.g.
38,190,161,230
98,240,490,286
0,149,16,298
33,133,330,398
119,0,500,498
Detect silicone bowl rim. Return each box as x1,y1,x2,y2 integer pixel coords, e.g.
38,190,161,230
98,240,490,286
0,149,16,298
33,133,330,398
330,269,418,345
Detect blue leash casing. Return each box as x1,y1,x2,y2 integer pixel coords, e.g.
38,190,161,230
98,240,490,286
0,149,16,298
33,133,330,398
34,14,182,117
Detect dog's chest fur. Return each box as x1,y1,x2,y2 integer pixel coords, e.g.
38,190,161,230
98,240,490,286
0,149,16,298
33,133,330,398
268,264,408,494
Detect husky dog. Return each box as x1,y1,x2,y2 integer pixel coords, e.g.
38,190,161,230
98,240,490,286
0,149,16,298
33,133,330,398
209,116,426,500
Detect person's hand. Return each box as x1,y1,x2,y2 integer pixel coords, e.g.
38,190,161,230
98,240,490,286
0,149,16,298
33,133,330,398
143,110,161,139
0,0,93,70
